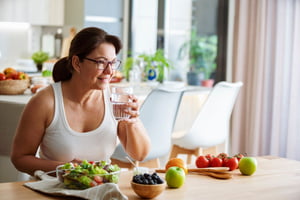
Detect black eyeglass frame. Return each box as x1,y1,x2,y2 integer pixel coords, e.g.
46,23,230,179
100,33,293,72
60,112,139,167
83,57,122,70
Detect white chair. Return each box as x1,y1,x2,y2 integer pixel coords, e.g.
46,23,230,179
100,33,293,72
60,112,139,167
170,81,243,164
0,102,30,182
111,87,184,168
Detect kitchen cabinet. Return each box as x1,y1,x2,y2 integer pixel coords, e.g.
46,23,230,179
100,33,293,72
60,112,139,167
0,0,64,26
28,0,64,26
0,0,29,23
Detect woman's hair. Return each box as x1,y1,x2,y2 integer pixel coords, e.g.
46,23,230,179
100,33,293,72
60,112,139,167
52,27,122,82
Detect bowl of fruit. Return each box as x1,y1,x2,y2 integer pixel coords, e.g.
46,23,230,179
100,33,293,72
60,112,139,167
56,160,121,190
131,172,166,199
0,68,30,95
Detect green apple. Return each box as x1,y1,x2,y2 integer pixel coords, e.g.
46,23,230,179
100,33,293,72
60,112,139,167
165,166,185,188
238,157,257,175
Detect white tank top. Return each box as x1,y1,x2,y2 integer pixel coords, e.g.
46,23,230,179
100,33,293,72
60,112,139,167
39,82,118,162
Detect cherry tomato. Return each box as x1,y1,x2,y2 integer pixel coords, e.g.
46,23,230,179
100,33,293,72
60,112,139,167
90,181,98,187
233,153,245,162
205,154,213,166
210,157,223,167
223,157,238,171
205,154,213,161
195,155,210,168
93,175,103,184
217,152,228,161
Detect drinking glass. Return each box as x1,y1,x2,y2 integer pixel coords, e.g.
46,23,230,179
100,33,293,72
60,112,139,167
110,86,133,120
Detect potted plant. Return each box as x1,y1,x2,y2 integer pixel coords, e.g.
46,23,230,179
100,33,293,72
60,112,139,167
31,51,49,72
123,49,173,83
178,29,217,85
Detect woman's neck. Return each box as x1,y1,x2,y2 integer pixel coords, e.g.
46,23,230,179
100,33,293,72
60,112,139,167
61,79,102,106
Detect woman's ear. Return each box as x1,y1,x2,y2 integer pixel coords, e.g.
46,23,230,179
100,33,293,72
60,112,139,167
72,55,81,73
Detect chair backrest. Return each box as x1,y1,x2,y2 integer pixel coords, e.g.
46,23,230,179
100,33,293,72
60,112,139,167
175,81,243,149
111,87,184,162
0,102,25,156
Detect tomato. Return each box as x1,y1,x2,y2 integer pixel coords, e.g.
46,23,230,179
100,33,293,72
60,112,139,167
0,73,6,80
205,154,214,166
233,153,245,162
210,157,223,167
205,154,213,161
90,181,98,187
195,155,210,168
223,157,238,171
217,153,228,160
93,175,103,184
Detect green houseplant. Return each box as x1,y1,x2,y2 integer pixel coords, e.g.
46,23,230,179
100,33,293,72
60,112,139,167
123,49,172,83
178,29,217,85
31,51,49,72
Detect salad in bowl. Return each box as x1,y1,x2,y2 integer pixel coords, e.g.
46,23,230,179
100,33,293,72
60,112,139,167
57,160,121,189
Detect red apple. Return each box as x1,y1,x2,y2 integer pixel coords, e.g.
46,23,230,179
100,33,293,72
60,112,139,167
0,73,6,80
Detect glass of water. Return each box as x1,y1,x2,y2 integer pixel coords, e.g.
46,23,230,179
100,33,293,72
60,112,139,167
110,86,133,120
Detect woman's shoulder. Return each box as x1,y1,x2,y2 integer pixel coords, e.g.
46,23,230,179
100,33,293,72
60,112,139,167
27,85,54,108
21,85,55,126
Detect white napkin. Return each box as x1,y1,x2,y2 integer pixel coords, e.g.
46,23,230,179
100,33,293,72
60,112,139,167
24,170,128,200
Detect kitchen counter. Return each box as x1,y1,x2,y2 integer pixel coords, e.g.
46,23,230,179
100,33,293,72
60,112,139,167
0,89,33,104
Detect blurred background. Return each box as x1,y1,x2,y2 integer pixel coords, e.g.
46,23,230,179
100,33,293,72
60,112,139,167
0,0,224,85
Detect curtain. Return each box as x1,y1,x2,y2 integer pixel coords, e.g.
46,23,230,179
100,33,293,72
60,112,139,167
231,0,300,160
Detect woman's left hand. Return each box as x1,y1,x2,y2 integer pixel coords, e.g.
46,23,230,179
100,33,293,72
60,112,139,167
121,94,140,123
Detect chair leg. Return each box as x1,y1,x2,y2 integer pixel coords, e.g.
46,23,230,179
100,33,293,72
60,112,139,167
187,154,193,164
169,145,179,159
203,146,217,155
169,145,204,164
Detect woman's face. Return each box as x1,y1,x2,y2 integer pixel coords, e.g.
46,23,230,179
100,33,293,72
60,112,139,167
80,42,117,90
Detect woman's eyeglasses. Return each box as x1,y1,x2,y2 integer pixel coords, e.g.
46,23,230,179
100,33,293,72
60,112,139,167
83,57,121,70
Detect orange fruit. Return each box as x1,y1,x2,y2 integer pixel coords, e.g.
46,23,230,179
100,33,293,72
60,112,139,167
3,67,17,77
165,158,188,174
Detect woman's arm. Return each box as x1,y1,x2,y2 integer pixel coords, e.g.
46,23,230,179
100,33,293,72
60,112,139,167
117,96,151,161
10,87,64,176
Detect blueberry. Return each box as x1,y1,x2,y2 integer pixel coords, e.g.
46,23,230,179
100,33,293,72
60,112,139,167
156,177,164,184
133,173,164,185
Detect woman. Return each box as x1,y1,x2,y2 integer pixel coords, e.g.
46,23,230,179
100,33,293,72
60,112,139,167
11,27,150,176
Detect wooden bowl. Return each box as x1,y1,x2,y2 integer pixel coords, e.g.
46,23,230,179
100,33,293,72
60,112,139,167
0,79,30,95
131,181,166,199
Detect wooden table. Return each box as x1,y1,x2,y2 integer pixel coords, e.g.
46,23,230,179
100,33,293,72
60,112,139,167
1,156,300,200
